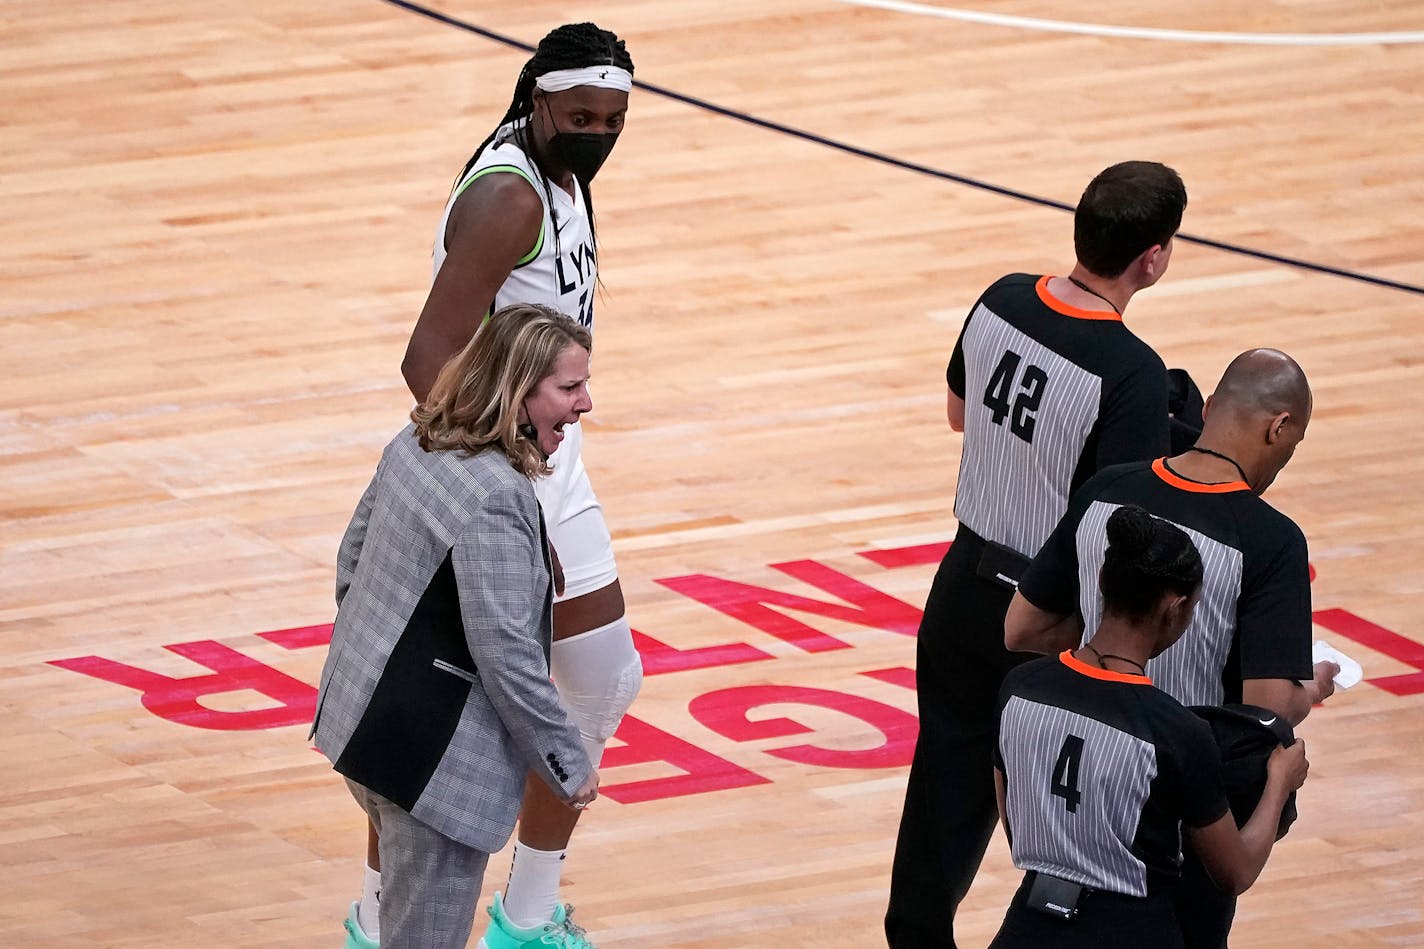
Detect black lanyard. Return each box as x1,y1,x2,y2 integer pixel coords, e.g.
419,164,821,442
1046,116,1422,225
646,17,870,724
1067,276,1121,314
1186,446,1251,487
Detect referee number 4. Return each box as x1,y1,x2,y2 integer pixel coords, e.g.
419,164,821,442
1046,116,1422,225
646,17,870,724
983,350,1048,443
1051,735,1085,813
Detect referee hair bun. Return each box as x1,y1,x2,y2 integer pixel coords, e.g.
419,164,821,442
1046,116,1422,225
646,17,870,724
1105,505,1157,559
1100,504,1204,620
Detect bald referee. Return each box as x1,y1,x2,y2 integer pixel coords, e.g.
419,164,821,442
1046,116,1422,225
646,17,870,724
886,161,1188,949
1005,348,1338,946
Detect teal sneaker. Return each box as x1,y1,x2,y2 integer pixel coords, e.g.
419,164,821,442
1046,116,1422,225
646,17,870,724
477,891,596,949
343,900,379,949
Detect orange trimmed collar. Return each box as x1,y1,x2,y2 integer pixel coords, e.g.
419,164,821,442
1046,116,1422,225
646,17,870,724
1035,275,1123,322
1152,458,1250,494
1060,649,1152,685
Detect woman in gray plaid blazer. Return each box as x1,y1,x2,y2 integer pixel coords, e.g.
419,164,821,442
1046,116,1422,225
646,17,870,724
313,304,600,949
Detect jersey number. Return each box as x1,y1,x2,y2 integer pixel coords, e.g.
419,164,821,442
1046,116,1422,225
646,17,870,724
1050,735,1085,813
576,289,594,328
983,350,1048,443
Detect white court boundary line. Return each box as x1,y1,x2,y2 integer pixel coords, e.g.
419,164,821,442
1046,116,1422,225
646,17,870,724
832,0,1424,45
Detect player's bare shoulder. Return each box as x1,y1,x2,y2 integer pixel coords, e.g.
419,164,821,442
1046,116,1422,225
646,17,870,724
447,170,543,253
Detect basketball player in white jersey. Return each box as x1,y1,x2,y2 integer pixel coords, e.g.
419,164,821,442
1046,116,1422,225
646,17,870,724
341,23,639,949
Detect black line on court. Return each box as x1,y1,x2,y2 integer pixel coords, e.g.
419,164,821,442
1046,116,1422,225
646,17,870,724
381,0,1424,297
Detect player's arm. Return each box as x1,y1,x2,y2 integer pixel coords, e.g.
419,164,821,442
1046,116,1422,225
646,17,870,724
402,174,544,403
1004,591,1082,654
1187,742,1309,895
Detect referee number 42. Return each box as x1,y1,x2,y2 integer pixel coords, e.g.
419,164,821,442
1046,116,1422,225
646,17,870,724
983,350,1048,443
1051,735,1085,813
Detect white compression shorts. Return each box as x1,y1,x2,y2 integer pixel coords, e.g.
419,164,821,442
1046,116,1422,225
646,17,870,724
533,421,619,601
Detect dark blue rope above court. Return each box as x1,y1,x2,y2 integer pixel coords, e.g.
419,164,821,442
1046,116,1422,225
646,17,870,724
380,0,1424,297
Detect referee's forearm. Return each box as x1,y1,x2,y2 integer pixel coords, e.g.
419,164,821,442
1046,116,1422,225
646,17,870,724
1003,593,1079,653
1235,779,1292,891
1242,678,1312,726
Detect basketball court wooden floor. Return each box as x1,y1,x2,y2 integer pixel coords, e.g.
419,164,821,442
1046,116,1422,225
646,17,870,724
3,1,1422,945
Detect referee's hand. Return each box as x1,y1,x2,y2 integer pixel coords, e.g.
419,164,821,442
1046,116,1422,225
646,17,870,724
1306,660,1340,705
1267,740,1309,793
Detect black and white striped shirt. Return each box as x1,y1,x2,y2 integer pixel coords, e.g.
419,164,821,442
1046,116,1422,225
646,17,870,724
1018,459,1313,706
996,652,1229,897
948,274,1169,558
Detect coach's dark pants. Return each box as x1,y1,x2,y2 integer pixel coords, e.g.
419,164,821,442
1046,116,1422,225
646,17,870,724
885,526,1029,949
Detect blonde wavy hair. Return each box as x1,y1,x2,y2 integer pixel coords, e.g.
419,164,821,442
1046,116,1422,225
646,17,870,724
411,303,592,479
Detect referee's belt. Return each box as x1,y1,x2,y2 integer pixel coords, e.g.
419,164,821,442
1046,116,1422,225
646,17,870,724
1026,871,1093,920
977,540,1032,590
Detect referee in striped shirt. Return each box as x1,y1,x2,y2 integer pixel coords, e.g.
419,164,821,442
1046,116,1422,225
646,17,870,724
990,505,1308,949
887,161,1187,949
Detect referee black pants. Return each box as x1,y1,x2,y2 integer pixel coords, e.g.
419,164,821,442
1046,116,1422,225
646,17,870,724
988,873,1185,949
885,526,1030,949
1174,847,1237,948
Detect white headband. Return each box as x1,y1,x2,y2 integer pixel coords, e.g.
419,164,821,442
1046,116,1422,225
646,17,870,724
535,65,633,94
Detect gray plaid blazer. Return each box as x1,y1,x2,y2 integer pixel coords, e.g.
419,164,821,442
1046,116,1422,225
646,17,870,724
312,424,592,852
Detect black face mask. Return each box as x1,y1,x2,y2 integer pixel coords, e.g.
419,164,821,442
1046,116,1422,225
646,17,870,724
548,129,619,182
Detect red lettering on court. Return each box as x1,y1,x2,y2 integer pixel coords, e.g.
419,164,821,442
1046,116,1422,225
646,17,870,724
857,542,951,569
1313,608,1424,696
258,623,334,649
49,641,317,730
658,559,922,653
598,714,770,803
861,666,917,691
631,629,774,676
688,685,918,769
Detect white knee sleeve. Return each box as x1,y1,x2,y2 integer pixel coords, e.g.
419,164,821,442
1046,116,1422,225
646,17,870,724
550,616,643,766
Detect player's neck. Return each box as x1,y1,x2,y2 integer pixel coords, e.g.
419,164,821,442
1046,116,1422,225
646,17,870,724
538,159,577,196
526,133,578,196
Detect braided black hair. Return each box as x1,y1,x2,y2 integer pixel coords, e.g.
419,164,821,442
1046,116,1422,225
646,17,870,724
1099,505,1203,622
455,23,634,257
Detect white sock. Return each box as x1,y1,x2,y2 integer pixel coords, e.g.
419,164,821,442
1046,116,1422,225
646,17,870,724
504,843,566,928
358,863,381,940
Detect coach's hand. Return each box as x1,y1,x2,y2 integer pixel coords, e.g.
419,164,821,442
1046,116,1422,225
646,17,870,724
568,770,599,811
